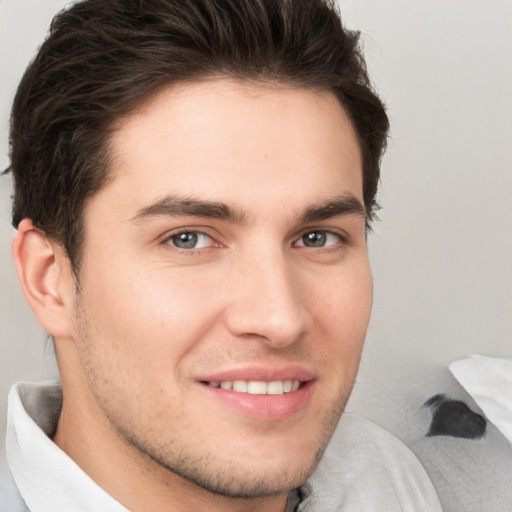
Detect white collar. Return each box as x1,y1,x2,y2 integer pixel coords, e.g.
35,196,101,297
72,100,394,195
6,382,128,512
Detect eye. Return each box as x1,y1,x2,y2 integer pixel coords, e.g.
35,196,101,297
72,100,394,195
295,230,342,248
165,231,215,250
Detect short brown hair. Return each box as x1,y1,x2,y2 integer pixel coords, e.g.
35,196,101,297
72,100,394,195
6,0,388,270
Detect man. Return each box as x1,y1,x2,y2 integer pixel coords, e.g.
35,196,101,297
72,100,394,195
2,0,442,510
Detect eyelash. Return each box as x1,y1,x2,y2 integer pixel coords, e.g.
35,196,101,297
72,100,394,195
294,230,347,249
162,229,218,251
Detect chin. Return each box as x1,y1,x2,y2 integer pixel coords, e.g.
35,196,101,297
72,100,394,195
161,454,319,499
131,417,335,500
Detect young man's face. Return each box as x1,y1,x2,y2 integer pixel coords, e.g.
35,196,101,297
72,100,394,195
60,79,372,500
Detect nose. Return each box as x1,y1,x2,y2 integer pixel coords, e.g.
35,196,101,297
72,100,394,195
224,249,312,348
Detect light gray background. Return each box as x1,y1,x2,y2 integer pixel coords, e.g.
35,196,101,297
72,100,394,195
1,0,511,451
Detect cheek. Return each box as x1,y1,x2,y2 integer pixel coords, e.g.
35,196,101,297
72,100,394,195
314,261,373,331
308,262,372,368
76,258,224,369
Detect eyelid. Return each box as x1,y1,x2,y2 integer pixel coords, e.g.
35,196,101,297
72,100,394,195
293,228,348,248
160,227,222,250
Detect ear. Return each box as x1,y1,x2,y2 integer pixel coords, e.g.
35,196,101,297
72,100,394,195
12,219,75,338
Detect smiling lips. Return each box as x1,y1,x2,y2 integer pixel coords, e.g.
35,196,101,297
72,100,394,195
198,366,315,420
200,377,313,421
205,379,301,395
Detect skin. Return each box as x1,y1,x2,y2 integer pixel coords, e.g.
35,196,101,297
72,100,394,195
14,78,373,512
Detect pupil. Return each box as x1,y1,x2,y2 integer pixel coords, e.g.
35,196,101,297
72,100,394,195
304,231,326,247
174,232,198,249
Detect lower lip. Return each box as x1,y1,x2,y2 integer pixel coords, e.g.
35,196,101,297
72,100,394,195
199,381,314,421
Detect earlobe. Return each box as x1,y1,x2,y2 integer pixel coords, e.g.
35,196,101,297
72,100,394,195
12,219,75,338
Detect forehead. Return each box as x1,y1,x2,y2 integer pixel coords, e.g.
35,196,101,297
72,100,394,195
94,78,363,221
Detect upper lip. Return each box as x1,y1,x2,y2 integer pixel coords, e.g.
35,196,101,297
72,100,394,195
196,364,316,383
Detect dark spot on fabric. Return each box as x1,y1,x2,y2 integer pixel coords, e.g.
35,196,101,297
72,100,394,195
424,394,486,439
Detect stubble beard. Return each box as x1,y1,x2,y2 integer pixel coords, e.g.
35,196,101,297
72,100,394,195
90,382,350,500
111,391,349,500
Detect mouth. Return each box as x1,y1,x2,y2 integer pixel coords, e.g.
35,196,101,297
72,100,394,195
198,376,313,421
197,366,315,420
202,379,302,395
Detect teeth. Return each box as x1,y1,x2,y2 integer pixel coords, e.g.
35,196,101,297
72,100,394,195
267,381,284,395
233,380,248,392
208,379,301,395
247,381,267,394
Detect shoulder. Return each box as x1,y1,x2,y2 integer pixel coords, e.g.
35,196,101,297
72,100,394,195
301,413,442,512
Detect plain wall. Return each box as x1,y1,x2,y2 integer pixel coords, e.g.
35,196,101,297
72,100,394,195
1,0,511,446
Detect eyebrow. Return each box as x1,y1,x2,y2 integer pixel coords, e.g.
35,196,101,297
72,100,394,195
299,195,367,223
132,196,246,224
131,194,366,225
